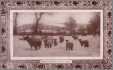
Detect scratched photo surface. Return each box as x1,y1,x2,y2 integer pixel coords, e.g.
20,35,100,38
12,11,101,57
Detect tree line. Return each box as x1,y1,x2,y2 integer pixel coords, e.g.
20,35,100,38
13,12,100,36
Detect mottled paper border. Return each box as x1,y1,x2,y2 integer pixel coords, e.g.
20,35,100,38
0,0,112,70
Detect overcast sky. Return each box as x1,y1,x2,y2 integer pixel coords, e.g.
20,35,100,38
15,12,98,27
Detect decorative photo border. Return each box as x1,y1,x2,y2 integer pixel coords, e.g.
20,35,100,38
0,0,112,70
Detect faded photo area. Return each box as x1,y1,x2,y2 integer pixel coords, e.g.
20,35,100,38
12,11,102,59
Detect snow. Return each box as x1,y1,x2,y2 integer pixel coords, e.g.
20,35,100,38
13,35,100,57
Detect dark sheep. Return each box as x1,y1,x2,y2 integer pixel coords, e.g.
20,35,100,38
43,39,48,48
22,36,42,50
66,40,74,51
72,35,78,40
78,39,89,48
53,39,58,46
44,39,53,48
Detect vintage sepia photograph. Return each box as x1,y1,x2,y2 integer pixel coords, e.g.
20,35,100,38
0,0,111,69
10,10,103,60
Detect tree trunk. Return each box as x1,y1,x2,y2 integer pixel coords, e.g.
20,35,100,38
34,12,44,34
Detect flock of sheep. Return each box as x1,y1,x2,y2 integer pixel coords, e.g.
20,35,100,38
19,35,89,51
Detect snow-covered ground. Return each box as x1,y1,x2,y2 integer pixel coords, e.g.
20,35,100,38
13,35,100,57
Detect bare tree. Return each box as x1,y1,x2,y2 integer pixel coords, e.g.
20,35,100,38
65,17,77,35
87,13,100,35
34,12,44,34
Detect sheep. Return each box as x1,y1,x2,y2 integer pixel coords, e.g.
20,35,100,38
72,35,78,40
44,38,53,48
78,39,89,48
53,39,58,46
22,36,42,50
66,40,74,51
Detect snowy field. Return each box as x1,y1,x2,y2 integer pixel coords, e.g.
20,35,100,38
13,35,100,57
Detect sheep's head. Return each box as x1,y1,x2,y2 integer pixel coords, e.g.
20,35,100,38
19,35,29,40
78,39,82,41
23,36,29,40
